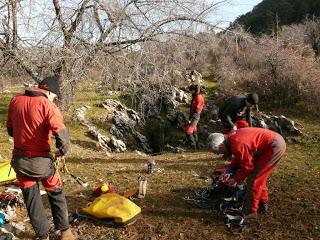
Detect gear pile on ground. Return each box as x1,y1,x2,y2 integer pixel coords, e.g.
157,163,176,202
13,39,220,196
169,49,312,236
0,190,27,239
186,169,248,233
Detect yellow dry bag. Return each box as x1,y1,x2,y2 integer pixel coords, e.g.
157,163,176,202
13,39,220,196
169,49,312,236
82,193,141,224
0,162,16,183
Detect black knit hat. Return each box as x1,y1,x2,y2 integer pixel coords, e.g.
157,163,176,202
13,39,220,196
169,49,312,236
38,76,59,95
246,92,259,105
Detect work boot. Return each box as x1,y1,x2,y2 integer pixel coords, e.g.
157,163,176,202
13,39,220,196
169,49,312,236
193,132,200,150
60,229,77,240
258,202,268,214
186,134,197,151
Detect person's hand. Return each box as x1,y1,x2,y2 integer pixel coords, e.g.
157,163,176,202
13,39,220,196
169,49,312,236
232,125,237,131
226,178,237,187
54,149,63,158
219,173,231,183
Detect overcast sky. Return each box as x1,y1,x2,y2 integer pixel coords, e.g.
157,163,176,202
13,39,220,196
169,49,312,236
213,0,262,28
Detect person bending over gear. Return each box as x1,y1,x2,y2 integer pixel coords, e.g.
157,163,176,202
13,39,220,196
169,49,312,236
185,70,205,150
207,128,286,219
7,76,76,240
218,93,258,133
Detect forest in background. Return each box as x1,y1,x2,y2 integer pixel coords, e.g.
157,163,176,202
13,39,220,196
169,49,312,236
235,0,320,35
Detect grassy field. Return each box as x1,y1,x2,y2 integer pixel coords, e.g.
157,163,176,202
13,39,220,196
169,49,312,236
0,83,320,240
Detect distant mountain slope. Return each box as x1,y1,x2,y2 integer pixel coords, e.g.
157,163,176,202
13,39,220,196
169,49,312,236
234,0,320,34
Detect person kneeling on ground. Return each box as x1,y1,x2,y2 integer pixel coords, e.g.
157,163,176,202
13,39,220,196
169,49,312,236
207,128,286,219
218,93,258,133
7,76,76,240
185,70,205,150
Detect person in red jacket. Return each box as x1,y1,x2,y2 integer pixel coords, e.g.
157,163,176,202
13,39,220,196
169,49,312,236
207,128,286,218
185,70,205,150
7,76,75,240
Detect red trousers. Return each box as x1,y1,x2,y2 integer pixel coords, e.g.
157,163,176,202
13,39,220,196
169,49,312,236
17,172,69,238
243,133,286,214
17,171,62,191
185,124,197,134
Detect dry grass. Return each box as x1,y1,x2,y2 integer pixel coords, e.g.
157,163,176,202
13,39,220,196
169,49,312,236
0,84,320,239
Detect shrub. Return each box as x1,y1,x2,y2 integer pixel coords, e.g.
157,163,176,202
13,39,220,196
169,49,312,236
209,24,320,115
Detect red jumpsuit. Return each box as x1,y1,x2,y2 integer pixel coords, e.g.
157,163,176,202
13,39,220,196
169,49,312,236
185,94,205,150
7,88,70,238
186,94,205,133
226,128,286,214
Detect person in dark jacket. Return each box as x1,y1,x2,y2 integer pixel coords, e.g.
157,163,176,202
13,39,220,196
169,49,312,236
207,128,286,219
218,93,258,133
185,70,205,150
7,76,76,240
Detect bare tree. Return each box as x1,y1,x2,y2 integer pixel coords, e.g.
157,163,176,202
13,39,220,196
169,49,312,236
0,0,227,109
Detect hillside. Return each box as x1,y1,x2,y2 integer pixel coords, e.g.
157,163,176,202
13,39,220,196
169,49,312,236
0,84,320,239
234,0,320,34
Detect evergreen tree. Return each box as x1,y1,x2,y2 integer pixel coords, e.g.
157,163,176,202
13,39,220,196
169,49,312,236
234,0,320,35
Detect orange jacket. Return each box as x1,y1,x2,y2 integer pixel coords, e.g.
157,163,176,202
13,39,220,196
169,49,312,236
186,94,205,134
7,88,69,156
190,94,205,116
226,128,277,182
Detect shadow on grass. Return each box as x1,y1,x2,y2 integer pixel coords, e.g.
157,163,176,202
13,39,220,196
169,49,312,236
68,156,147,164
159,156,213,163
71,139,98,151
109,169,146,175
65,154,217,182
161,158,215,171
163,164,214,173
141,188,217,223
65,189,98,213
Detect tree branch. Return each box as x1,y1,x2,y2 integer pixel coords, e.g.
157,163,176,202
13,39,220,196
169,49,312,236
52,0,69,40
68,0,90,39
